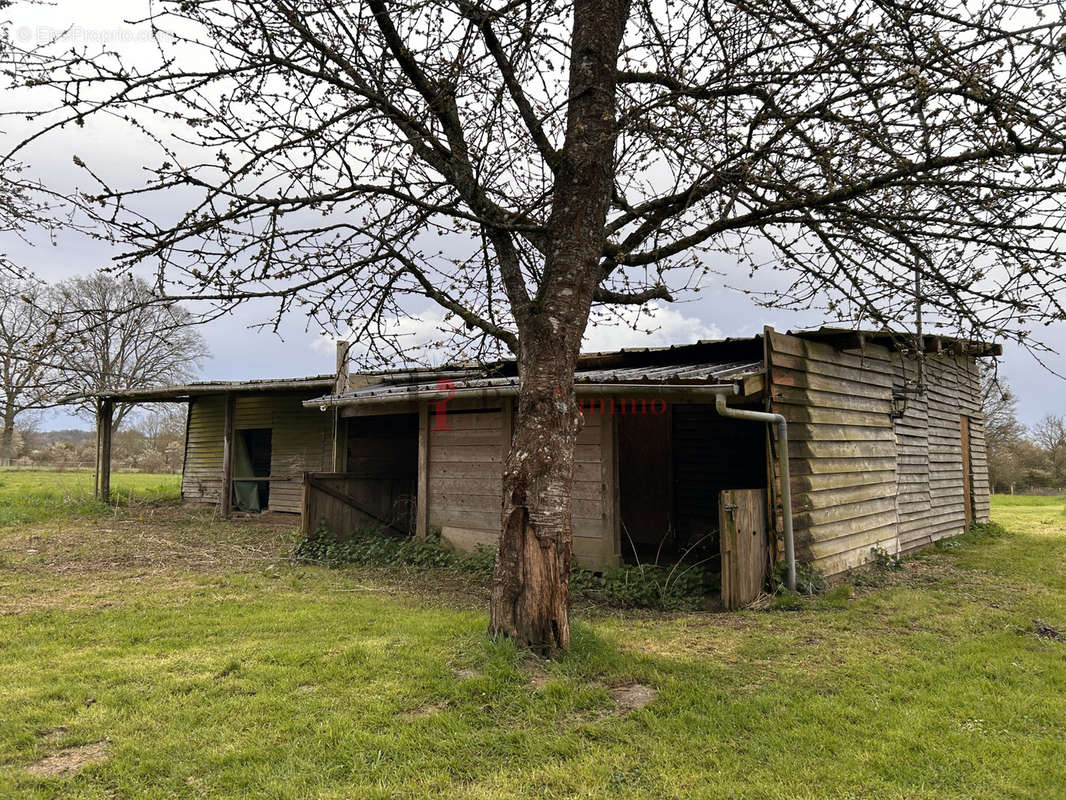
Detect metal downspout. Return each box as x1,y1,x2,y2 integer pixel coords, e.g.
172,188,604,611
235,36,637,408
714,393,797,593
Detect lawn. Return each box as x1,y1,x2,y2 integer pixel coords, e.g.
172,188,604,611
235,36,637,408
0,477,1064,799
0,468,181,528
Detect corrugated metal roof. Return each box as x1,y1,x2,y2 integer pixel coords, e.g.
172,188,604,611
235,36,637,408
306,360,763,407
96,375,336,402
572,360,763,384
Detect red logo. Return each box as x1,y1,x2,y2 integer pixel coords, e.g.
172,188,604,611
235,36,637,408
431,378,456,430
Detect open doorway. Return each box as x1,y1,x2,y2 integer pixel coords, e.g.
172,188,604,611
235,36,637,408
346,413,419,533
617,409,673,562
617,403,769,589
233,428,272,512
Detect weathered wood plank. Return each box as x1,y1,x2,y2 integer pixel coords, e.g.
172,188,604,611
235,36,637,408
720,489,769,610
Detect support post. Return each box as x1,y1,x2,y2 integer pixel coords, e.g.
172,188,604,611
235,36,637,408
335,340,351,392
332,409,347,472
221,391,235,517
98,399,113,503
332,341,351,472
416,402,429,539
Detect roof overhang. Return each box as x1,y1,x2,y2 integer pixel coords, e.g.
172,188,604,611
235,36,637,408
93,375,336,403
793,327,1002,357
305,360,765,410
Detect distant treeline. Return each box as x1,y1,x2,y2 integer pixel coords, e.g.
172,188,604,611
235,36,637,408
9,409,186,474
984,368,1066,494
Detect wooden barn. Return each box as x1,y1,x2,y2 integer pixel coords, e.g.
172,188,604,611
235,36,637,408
96,326,997,606
94,375,340,515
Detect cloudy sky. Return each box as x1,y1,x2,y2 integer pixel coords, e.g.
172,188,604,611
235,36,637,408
4,2,1065,431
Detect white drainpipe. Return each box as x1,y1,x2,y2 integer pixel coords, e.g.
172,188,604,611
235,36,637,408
714,393,797,593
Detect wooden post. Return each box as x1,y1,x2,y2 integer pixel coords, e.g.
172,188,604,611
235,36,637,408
332,409,347,472
332,341,351,473
301,471,311,536
335,340,351,392
416,402,429,539
221,392,235,517
98,399,113,503
719,488,769,610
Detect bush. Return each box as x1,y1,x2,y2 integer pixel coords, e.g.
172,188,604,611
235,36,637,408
294,526,456,569
870,545,904,571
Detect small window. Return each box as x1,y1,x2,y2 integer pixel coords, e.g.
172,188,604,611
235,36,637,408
233,428,272,512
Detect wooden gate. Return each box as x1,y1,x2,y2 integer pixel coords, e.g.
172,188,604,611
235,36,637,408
719,488,769,609
301,472,415,538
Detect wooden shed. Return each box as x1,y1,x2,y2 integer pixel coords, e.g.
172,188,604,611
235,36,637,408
96,325,997,605
304,326,997,591
94,375,339,515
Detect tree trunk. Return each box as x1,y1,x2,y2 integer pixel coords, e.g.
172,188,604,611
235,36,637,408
490,325,583,654
489,0,631,654
0,423,13,467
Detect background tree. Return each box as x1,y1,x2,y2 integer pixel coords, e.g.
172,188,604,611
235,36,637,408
52,273,209,431
9,0,1066,651
980,365,1027,491
1031,414,1066,487
0,277,62,465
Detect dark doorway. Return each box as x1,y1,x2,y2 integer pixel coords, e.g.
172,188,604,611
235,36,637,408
618,402,769,580
346,413,419,533
618,409,673,562
961,415,973,528
233,428,272,512
672,404,767,569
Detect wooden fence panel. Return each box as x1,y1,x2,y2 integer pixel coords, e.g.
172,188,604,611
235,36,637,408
302,472,416,538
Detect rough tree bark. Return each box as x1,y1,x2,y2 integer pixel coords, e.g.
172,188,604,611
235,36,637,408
489,0,631,654
0,404,15,467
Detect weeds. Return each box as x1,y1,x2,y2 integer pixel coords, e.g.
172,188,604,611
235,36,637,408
772,560,827,596
293,527,708,610
870,545,904,570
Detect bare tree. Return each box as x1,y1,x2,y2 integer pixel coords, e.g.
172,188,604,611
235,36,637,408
0,277,63,465
1032,415,1066,452
8,0,1066,651
53,274,208,430
979,366,1026,451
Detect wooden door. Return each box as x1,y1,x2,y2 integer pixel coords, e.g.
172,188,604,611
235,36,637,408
719,488,769,609
960,416,973,528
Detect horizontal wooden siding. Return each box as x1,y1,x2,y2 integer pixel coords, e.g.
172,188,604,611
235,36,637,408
426,406,618,568
767,329,899,576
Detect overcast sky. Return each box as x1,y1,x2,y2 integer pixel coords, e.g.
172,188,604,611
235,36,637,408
4,1,1065,431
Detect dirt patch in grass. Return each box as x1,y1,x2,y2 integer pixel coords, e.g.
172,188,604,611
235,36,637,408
398,702,449,720
26,740,110,777
608,683,658,712
0,504,299,577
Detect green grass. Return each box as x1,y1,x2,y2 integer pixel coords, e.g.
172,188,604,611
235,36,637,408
0,468,181,528
986,492,1065,507
0,484,1064,798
